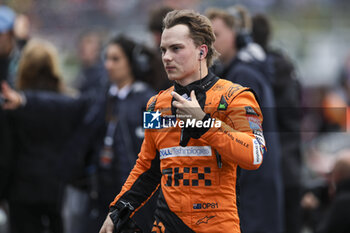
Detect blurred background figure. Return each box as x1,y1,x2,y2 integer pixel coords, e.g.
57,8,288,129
337,52,350,110
0,5,19,87
73,29,108,96
146,5,173,91
206,5,284,233
299,50,350,233
315,152,350,233
4,38,84,233
252,13,303,233
13,13,31,50
321,52,350,132
16,39,63,92
148,5,173,48
0,6,19,233
1,38,93,233
61,30,108,233
70,35,157,233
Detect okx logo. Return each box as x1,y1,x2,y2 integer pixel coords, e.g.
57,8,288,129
143,110,161,129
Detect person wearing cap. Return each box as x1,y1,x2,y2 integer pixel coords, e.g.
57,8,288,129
0,7,21,233
0,5,20,203
0,5,20,87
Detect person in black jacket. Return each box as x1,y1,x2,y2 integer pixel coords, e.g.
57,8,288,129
1,38,91,233
77,35,157,233
0,5,19,203
316,154,350,233
252,13,303,233
74,30,108,96
147,5,174,92
2,35,159,233
206,6,284,233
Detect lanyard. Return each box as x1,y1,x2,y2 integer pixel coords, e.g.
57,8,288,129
99,96,119,168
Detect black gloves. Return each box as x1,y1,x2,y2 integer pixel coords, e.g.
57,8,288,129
109,201,142,233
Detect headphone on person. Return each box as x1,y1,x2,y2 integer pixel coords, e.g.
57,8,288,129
102,35,152,80
132,44,151,74
227,6,253,50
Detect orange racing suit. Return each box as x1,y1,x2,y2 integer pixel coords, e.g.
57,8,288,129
110,73,265,233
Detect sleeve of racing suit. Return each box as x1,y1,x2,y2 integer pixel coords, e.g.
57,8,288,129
109,95,162,215
201,90,265,170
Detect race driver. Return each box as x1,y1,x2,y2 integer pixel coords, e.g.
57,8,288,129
99,9,266,233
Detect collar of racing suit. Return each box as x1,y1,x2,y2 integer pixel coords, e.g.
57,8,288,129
172,71,218,114
172,72,219,146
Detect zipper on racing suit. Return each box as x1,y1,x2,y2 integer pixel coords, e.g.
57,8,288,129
215,150,222,168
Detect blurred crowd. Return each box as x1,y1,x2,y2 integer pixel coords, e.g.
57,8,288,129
1,2,350,233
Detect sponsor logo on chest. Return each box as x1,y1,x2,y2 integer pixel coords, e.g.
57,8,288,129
159,146,212,159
